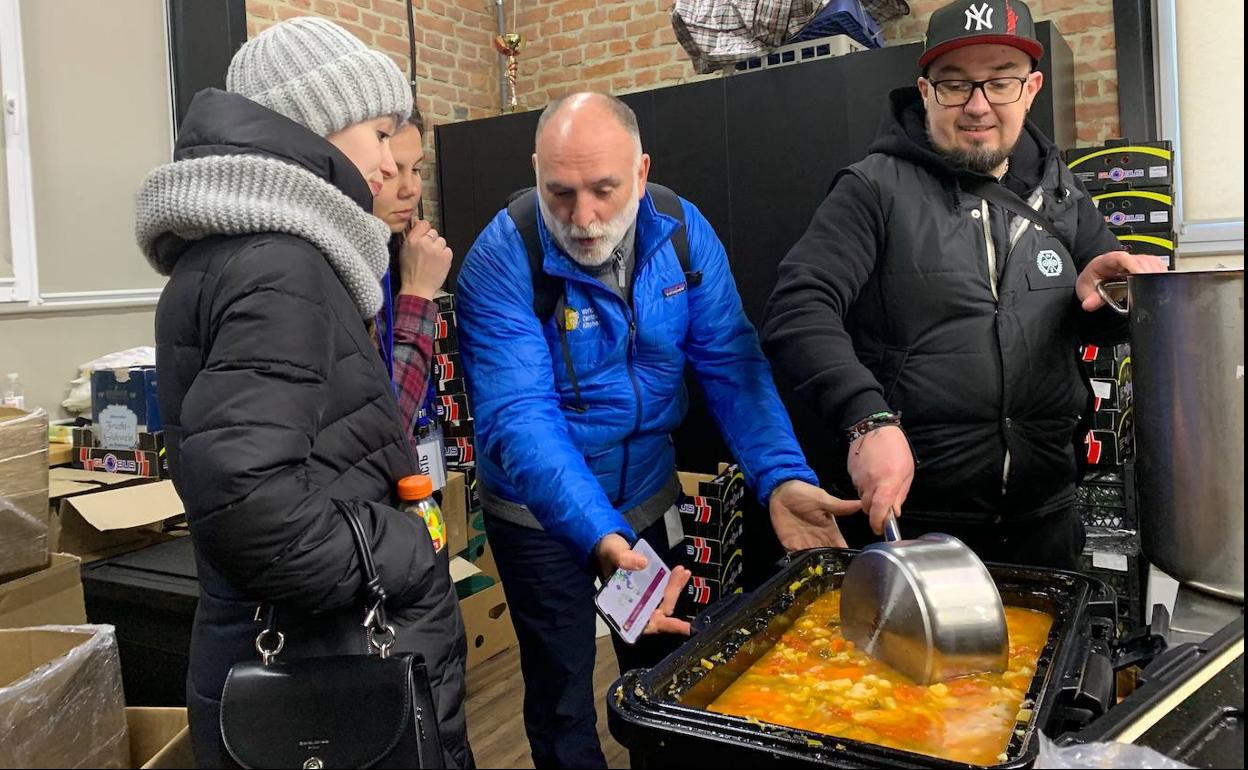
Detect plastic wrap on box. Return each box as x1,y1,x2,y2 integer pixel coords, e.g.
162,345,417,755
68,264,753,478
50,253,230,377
0,624,130,768
1034,734,1189,768
0,408,50,580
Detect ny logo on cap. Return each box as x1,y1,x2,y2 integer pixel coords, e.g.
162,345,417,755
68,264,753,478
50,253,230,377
965,2,994,31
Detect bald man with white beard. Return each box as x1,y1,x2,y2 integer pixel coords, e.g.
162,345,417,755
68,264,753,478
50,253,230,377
455,92,861,768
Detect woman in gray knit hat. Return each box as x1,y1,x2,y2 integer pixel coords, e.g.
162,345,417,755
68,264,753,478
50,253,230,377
135,17,471,768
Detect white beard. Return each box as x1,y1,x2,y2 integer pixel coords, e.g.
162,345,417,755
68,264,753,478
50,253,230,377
539,184,641,267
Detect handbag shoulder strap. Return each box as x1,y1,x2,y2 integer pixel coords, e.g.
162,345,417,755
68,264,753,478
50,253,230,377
963,177,1073,255
332,499,396,656
253,500,396,661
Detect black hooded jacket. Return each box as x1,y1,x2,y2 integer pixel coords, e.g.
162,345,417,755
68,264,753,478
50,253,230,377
150,89,469,767
762,87,1124,522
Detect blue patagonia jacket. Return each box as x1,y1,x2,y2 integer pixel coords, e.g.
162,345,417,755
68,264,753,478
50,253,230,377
456,189,817,562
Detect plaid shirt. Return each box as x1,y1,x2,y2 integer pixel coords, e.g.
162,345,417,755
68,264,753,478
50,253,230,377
672,0,823,73
390,294,437,438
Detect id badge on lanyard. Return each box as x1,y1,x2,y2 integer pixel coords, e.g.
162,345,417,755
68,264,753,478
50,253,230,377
415,378,447,488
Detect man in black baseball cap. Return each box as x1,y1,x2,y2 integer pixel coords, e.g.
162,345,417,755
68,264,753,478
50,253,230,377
763,0,1167,569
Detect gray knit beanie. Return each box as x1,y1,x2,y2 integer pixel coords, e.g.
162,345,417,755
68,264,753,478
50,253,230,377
226,16,411,137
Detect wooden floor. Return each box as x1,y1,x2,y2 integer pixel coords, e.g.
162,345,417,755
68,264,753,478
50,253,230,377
465,635,629,769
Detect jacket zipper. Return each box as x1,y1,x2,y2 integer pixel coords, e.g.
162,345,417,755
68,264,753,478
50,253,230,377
547,229,670,508
982,199,1000,301
618,287,644,505
980,199,1011,496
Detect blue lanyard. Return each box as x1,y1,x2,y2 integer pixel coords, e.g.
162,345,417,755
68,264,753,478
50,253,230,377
378,271,397,393
417,374,438,435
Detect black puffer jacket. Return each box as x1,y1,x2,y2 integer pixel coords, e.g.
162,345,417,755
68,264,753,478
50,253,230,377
149,93,469,767
763,87,1124,523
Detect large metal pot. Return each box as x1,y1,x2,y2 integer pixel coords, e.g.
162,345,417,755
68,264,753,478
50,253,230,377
1098,269,1244,602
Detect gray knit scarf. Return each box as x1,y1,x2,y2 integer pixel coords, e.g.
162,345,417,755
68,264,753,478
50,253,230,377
135,153,389,317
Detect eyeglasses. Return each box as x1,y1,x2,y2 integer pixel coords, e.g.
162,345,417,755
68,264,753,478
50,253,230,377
926,76,1029,107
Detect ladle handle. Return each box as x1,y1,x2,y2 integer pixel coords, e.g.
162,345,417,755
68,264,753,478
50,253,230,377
884,508,901,542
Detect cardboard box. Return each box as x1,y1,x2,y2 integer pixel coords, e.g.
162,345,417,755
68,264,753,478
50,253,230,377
681,524,745,574
1115,407,1135,463
675,465,748,619
432,352,463,388
467,536,499,581
434,310,459,347
459,581,516,668
444,435,477,467
677,563,745,620
1084,429,1121,468
125,707,193,769
73,425,98,448
436,393,472,424
74,447,165,479
54,479,185,562
0,553,86,629
442,471,469,558
461,508,488,562
437,377,468,396
451,463,482,512
92,367,162,450
48,421,75,445
1115,230,1175,268
47,443,75,467
677,466,746,540
49,466,153,499
0,625,130,768
1094,187,1174,232
1080,344,1131,382
450,546,515,669
442,417,476,439
1089,377,1120,413
434,292,455,314
0,407,50,581
1064,140,1173,191
450,555,496,600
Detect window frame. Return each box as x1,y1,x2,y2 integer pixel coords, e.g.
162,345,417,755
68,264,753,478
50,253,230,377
0,0,176,311
1155,0,1245,258
0,0,38,303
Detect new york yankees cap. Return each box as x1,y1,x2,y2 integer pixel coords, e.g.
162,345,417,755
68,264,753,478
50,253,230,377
919,0,1044,70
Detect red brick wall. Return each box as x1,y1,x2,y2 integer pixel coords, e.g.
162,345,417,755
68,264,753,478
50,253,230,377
512,0,710,108
246,0,501,227
513,0,1119,144
245,0,1123,223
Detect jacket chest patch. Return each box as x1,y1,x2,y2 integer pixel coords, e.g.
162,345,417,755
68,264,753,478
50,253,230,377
663,281,687,298
1035,249,1064,278
565,305,601,331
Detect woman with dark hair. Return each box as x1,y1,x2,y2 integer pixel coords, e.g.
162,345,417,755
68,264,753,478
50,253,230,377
373,104,453,442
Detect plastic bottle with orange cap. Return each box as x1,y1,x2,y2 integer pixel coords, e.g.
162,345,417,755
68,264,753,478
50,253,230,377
398,474,446,553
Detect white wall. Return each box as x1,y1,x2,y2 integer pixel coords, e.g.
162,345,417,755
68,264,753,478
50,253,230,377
1175,0,1244,224
0,307,155,418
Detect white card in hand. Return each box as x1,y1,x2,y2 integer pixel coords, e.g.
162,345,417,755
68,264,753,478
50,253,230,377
594,539,671,645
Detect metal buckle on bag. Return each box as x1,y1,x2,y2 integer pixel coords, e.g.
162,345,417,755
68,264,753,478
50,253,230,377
367,624,396,659
255,629,286,666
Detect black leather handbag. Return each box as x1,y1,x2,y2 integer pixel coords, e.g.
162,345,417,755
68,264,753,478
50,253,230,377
220,500,445,769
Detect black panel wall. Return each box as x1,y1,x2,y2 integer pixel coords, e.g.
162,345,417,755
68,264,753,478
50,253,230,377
434,25,1076,562
167,0,248,129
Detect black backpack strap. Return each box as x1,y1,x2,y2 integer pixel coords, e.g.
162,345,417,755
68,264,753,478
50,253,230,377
645,182,700,287
506,187,563,321
506,188,586,411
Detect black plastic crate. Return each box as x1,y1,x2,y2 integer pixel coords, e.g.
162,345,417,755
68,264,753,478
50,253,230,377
1079,542,1147,639
1076,469,1134,530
